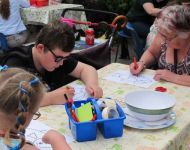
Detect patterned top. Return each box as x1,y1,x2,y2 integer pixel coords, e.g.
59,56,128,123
0,137,21,150
158,42,190,75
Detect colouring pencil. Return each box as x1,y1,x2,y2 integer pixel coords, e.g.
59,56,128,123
133,56,138,70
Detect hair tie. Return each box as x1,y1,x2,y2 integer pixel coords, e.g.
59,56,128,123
0,65,8,71
19,81,29,94
17,131,25,137
16,116,25,126
29,77,39,86
18,101,26,112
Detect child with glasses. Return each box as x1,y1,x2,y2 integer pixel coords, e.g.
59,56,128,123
130,5,190,87
0,66,71,149
0,20,103,107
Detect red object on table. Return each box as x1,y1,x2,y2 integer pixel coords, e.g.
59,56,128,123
155,86,167,92
30,0,48,7
85,28,94,45
29,0,36,5
91,114,96,121
133,56,138,70
71,110,79,122
36,0,48,7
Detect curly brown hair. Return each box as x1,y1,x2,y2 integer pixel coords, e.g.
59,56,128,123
157,4,190,32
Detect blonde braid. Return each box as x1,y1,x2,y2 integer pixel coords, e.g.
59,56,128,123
0,67,44,148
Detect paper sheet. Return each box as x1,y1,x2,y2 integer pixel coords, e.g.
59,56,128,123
104,70,157,88
25,120,52,150
25,120,74,149
69,83,90,101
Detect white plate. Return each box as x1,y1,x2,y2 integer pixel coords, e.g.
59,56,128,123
123,111,176,130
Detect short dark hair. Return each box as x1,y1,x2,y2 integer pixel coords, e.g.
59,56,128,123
36,20,75,52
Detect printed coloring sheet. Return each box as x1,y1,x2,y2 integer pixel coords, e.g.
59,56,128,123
69,82,91,101
104,70,157,88
25,120,52,150
26,120,74,150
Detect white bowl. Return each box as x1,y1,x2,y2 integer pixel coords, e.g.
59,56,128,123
125,90,176,121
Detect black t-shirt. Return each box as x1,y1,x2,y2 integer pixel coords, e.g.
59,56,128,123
0,46,78,91
127,0,168,26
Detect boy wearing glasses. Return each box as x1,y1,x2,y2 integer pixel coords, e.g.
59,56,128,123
0,21,103,106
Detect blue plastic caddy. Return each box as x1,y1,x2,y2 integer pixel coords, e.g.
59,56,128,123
65,97,126,142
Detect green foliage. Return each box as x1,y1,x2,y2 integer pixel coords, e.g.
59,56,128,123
97,0,134,15
176,0,190,3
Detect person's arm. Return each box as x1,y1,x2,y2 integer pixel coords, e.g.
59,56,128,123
40,86,75,106
143,2,162,16
19,0,30,8
42,130,71,150
154,69,190,87
69,62,103,98
130,33,163,75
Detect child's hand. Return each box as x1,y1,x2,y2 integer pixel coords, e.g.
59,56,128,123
42,130,71,150
85,84,103,99
41,86,75,106
65,86,75,99
42,130,64,144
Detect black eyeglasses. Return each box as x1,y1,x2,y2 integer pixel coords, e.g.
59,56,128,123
32,111,41,120
47,47,70,63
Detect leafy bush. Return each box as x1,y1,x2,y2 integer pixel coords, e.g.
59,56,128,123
97,0,134,15
176,0,190,3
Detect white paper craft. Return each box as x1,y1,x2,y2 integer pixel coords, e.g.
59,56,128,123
25,120,52,150
26,120,74,149
104,70,157,88
69,82,90,101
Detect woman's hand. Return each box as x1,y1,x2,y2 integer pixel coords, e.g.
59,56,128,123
154,69,175,82
154,69,190,87
129,61,145,75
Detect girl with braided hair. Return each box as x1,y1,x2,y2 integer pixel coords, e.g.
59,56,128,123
0,66,71,149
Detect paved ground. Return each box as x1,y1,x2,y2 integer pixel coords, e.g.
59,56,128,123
110,39,135,65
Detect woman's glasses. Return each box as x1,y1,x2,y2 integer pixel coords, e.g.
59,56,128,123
47,47,70,63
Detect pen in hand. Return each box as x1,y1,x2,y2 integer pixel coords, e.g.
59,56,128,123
64,93,71,107
133,56,138,70
64,94,79,122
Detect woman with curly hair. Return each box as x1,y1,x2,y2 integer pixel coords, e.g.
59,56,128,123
130,5,190,87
